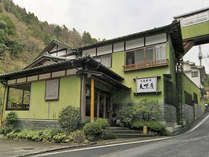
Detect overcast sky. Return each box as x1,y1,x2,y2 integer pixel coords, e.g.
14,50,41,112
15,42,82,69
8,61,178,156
13,0,209,73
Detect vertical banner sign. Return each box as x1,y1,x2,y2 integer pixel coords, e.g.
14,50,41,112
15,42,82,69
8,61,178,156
136,77,157,93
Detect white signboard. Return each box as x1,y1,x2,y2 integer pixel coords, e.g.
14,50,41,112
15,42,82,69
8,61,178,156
136,77,157,93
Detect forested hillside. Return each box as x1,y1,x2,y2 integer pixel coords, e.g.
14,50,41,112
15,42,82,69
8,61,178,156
0,0,97,73
0,0,98,110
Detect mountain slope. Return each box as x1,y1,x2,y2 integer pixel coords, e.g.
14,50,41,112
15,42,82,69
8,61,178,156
0,0,98,73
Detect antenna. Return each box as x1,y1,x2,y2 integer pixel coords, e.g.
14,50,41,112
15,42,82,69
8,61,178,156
198,45,203,66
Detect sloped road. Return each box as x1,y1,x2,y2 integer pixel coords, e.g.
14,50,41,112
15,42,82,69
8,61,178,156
40,114,209,157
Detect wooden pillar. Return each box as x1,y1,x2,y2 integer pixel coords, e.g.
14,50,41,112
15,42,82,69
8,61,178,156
81,76,86,121
103,95,106,119
0,86,8,129
90,79,95,122
109,97,113,120
97,92,100,118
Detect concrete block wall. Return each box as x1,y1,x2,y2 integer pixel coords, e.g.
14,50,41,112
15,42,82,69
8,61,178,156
182,104,194,124
194,104,204,119
163,104,177,126
17,119,59,130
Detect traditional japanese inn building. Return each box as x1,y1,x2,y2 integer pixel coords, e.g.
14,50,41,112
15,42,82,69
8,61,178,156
1,7,209,130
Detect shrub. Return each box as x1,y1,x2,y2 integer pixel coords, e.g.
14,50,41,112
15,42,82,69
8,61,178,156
83,122,102,141
147,121,166,135
95,118,109,129
69,130,86,143
58,106,81,133
83,119,110,141
53,133,67,143
3,112,18,135
117,100,161,128
131,121,166,135
132,121,145,130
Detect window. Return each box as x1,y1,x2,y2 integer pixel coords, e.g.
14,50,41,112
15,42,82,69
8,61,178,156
179,11,209,27
184,91,193,105
45,79,59,101
135,49,144,64
146,33,167,46
193,93,198,104
164,80,174,105
7,84,31,110
126,52,135,65
125,43,167,71
126,38,144,50
191,71,198,77
94,54,112,68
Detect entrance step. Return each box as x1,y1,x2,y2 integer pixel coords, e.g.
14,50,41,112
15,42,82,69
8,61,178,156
105,127,153,138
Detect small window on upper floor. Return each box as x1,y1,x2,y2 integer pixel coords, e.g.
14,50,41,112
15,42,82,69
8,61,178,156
94,54,112,68
191,71,198,77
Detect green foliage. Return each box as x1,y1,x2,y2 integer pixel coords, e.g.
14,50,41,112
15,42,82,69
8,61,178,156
146,121,166,135
2,112,18,134
82,31,97,46
132,121,166,135
52,133,67,143
83,119,110,141
132,121,145,130
58,106,81,133
95,118,109,129
68,130,86,143
117,100,161,128
83,122,102,141
0,14,23,56
204,75,209,86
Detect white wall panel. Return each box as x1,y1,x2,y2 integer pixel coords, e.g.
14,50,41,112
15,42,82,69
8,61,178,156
113,42,124,52
146,33,167,46
97,45,112,56
82,48,96,57
126,38,144,50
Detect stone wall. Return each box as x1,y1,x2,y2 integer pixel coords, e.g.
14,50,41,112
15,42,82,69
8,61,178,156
17,119,59,130
163,104,177,126
194,104,204,119
182,104,194,124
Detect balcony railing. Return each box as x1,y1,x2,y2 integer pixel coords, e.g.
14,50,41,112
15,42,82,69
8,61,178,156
124,59,168,72
6,103,30,111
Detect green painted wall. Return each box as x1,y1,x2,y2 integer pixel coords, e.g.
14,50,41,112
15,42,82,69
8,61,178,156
5,76,81,120
181,21,209,40
182,73,201,104
110,42,172,105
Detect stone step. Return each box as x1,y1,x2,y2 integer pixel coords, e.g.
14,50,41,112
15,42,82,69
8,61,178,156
106,127,130,130
105,129,139,134
113,133,155,138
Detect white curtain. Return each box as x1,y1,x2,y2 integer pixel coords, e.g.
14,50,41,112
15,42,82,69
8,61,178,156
155,44,166,61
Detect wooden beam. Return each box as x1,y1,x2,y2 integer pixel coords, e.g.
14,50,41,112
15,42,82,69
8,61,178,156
97,92,100,118
0,86,8,129
90,79,95,122
81,75,86,121
103,95,106,119
109,97,113,120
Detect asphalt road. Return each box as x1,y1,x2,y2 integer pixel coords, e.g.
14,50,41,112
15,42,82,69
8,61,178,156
40,114,209,157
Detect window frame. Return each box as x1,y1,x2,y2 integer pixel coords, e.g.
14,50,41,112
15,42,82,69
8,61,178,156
6,84,31,111
191,71,198,78
125,42,167,70
45,79,60,101
94,54,112,68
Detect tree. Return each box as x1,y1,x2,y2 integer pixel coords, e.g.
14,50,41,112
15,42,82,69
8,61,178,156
82,31,97,46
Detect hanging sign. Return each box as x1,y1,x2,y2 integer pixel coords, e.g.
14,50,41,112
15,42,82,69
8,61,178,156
136,77,157,93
